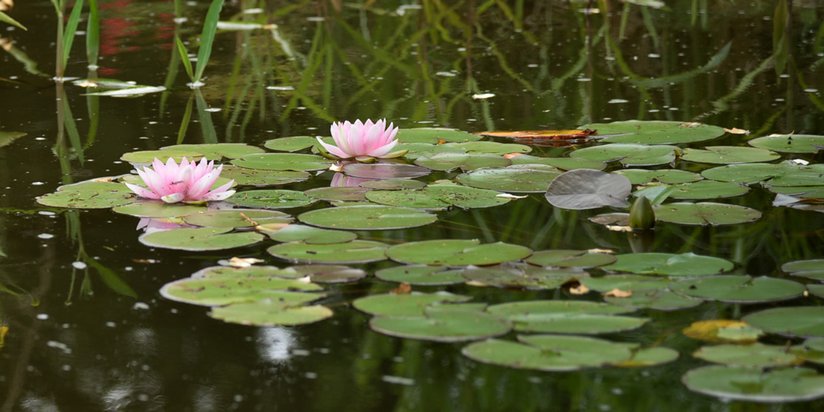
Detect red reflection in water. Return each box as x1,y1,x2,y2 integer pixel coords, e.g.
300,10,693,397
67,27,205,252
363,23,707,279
97,0,175,76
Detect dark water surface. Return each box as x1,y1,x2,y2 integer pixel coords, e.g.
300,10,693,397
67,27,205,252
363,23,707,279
1,1,824,411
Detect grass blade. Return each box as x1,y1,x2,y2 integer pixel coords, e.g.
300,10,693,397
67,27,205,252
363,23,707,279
175,35,194,81
62,0,85,71
194,0,224,82
0,11,27,31
86,0,99,67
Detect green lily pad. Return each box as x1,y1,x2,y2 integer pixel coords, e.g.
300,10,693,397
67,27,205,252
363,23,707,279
258,224,356,244
0,131,26,147
375,265,466,286
508,155,606,171
693,343,801,368
36,181,135,209
604,288,704,311
791,338,824,366
263,136,318,152
232,153,331,171
210,302,333,326
463,335,672,372
267,240,387,264
160,276,322,306
526,249,616,268
121,149,206,163
220,166,310,186
545,169,632,210
112,200,205,218
615,169,703,185
570,144,678,167
283,265,367,283
181,209,292,228
364,190,449,210
298,205,436,230
701,162,824,186
654,202,762,226
487,300,645,334
359,179,426,190
748,134,824,154
366,183,511,210
682,366,824,402
398,143,466,160
447,141,532,155
671,275,805,304
161,143,264,159
604,252,733,276
386,239,532,266
782,259,824,281
681,146,780,164
456,165,561,193
414,152,510,172
191,265,304,280
744,307,824,338
581,120,724,145
139,227,265,251
353,292,472,317
226,190,317,209
396,127,481,143
638,181,750,200
342,163,430,179
462,266,588,290
305,187,370,202
369,310,511,342
581,274,671,292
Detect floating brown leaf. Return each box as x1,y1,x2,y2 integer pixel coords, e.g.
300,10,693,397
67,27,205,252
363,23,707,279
480,129,596,140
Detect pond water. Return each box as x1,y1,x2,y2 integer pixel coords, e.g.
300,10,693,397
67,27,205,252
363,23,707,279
2,0,824,410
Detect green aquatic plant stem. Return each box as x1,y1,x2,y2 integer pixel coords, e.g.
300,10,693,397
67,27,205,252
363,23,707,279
86,0,99,68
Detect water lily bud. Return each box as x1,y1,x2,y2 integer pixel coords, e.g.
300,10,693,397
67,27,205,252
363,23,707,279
629,196,655,230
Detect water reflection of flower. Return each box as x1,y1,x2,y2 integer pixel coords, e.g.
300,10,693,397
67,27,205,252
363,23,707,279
330,172,373,188
136,218,187,233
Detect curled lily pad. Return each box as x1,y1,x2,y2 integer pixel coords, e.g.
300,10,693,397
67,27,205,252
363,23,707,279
181,209,292,228
693,343,801,368
570,144,678,167
161,143,264,159
113,200,205,218
369,310,511,342
681,146,780,164
682,366,824,402
267,240,387,264
545,169,632,210
743,307,824,338
353,292,472,317
456,165,561,193
671,275,805,304
654,202,762,226
526,249,616,268
263,136,317,152
615,169,703,185
160,276,322,306
581,120,724,145
210,302,333,326
386,239,532,266
782,259,824,281
36,181,135,209
604,252,734,276
226,190,317,209
257,224,356,244
375,265,466,286
298,205,436,230
343,163,430,179
139,227,265,251
232,153,331,171
220,166,310,186
748,134,824,154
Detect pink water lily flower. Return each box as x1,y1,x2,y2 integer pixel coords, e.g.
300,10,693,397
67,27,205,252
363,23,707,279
316,119,403,160
125,157,235,203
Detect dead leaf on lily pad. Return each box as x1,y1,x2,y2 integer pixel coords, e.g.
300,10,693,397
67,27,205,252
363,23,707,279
391,283,412,295
604,289,632,298
683,319,763,343
569,283,590,295
227,257,265,268
724,127,750,135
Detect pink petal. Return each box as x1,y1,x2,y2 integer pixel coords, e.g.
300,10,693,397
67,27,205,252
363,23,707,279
161,192,185,203
367,139,399,158
316,136,351,159
125,182,161,199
